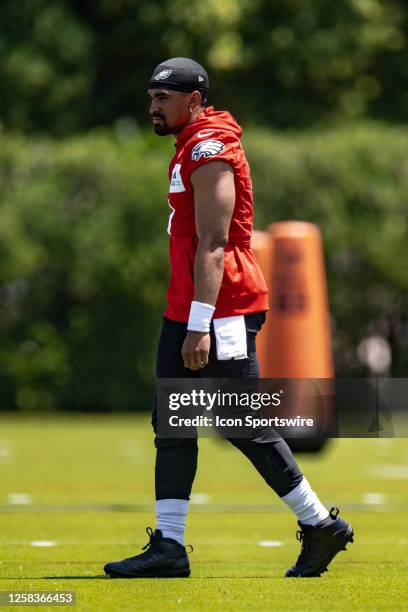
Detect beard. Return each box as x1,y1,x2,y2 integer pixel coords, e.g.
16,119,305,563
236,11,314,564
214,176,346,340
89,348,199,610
152,115,172,136
151,114,187,136
153,122,171,136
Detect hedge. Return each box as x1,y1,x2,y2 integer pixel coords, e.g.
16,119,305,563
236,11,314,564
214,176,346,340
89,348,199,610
0,123,407,410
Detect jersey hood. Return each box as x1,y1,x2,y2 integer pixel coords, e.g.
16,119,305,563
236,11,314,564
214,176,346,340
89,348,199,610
176,106,242,147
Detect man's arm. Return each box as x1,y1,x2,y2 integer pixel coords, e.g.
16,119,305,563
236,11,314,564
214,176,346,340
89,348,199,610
181,161,235,370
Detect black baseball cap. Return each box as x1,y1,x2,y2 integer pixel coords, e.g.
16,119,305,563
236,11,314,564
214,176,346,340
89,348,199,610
148,57,209,97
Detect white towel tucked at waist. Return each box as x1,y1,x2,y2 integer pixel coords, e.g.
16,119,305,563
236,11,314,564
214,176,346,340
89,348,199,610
213,315,248,360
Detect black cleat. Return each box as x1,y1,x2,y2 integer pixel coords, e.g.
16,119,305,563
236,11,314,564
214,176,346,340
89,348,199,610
285,507,354,578
104,527,191,578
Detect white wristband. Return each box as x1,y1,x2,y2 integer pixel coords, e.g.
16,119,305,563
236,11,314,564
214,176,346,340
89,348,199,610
187,301,215,332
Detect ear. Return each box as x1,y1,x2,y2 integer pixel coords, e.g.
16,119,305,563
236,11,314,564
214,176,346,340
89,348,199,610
190,90,203,109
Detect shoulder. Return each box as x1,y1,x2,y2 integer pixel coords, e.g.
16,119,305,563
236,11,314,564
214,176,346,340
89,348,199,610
184,130,240,168
191,138,227,162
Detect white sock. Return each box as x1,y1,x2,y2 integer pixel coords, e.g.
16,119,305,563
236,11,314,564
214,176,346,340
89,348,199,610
156,498,189,545
281,477,329,526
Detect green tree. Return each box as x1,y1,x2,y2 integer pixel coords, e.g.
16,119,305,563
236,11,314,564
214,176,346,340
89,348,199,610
0,0,94,133
0,0,407,133
1,125,407,410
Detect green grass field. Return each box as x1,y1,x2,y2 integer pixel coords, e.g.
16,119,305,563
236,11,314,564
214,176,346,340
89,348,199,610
0,415,407,611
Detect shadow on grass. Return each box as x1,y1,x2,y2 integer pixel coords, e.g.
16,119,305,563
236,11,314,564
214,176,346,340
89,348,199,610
46,575,285,580
1,575,107,580
44,575,108,579
4,575,284,580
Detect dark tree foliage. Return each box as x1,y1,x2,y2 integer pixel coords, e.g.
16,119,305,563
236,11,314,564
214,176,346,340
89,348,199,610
0,0,407,133
0,0,94,133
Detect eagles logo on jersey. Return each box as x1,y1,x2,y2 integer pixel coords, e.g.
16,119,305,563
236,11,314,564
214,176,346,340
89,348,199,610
191,139,225,161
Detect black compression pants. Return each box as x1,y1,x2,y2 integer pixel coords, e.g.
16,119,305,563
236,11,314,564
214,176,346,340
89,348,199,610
152,313,303,501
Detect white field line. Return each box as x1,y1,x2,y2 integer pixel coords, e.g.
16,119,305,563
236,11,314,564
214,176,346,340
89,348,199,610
369,464,408,479
7,493,32,505
361,492,386,504
190,493,211,504
258,540,283,547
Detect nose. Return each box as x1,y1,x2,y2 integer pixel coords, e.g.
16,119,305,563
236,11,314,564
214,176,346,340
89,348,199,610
149,99,160,116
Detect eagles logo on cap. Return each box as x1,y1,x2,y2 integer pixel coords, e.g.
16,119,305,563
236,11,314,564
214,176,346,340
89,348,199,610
149,57,209,96
155,69,173,80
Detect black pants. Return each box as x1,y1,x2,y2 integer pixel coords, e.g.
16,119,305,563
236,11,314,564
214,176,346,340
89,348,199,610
152,313,303,500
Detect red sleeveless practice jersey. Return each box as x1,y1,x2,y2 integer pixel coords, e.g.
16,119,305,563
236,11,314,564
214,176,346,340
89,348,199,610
164,106,269,322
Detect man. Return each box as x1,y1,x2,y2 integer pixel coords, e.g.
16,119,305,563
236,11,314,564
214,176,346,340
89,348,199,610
104,57,353,579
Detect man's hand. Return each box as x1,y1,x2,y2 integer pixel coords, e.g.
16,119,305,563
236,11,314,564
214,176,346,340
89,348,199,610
182,331,211,370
